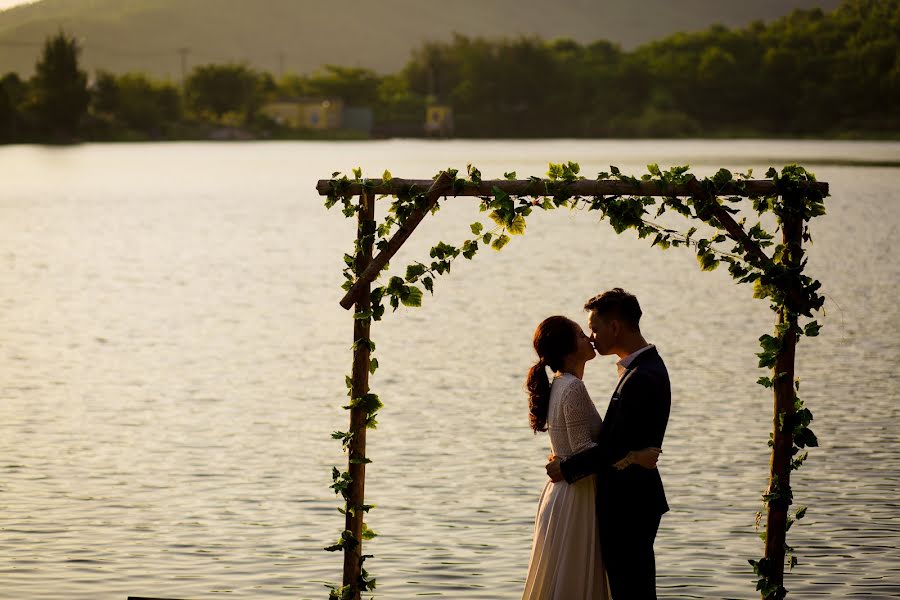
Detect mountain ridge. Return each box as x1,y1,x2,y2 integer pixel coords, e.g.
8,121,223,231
0,0,843,78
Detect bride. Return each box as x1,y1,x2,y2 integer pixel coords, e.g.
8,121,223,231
522,315,659,600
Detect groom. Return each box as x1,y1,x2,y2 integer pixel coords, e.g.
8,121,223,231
546,288,671,599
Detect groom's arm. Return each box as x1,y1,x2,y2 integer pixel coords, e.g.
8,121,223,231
559,408,625,483
558,372,669,483
558,441,617,483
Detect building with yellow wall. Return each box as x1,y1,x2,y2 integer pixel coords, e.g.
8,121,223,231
261,98,344,130
424,105,453,137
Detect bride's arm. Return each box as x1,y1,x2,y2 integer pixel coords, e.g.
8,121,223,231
554,382,610,483
563,382,600,456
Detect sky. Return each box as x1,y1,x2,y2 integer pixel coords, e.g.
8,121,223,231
0,0,33,10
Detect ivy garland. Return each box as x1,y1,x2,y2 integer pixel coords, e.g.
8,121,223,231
323,162,826,600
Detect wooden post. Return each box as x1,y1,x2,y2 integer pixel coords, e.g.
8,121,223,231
343,190,375,598
762,202,804,598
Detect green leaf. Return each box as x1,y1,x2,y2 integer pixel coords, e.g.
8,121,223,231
405,263,427,282
368,357,379,374
712,168,733,185
347,503,374,517
508,215,527,235
491,234,510,250
795,506,807,520
753,278,773,300
382,169,392,181
353,167,362,180
401,285,423,307
697,251,718,271
470,222,484,235
361,523,378,540
346,392,383,413
772,244,786,263
795,427,819,448
804,321,821,337
488,210,506,227
791,451,809,470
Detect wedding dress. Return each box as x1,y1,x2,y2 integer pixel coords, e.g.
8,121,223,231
522,373,610,600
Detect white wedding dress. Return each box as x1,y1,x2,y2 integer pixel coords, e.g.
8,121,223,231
522,373,610,600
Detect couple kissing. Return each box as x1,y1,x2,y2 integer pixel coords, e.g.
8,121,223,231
522,288,671,600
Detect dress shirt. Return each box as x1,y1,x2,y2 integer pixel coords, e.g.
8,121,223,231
616,344,655,378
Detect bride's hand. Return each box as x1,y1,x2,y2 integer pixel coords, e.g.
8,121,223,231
545,455,564,482
614,447,662,470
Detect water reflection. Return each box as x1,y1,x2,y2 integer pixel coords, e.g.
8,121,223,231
0,140,898,599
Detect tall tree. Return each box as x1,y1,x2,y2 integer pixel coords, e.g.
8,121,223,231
91,71,182,135
0,74,17,141
184,64,262,122
31,30,89,138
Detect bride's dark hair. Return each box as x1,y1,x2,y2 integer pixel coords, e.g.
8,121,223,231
526,316,578,432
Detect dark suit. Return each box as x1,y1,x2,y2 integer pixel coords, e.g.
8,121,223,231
560,346,671,600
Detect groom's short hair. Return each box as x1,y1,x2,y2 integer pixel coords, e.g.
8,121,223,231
584,288,642,331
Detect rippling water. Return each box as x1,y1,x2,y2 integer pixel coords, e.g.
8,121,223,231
1,140,898,599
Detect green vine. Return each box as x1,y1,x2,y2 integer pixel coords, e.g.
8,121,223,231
323,161,826,599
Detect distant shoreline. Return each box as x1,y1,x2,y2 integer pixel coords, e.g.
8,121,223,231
4,137,898,170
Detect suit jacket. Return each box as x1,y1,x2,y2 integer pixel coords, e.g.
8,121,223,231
560,346,671,516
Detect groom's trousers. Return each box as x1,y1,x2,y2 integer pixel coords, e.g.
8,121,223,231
600,511,661,600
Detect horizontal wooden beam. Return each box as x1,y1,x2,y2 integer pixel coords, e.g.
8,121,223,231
316,178,829,198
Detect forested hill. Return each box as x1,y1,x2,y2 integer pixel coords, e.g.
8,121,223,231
0,0,841,77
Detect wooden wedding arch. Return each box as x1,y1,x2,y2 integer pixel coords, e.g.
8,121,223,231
316,164,828,600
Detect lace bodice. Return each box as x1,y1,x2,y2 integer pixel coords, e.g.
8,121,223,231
547,373,603,459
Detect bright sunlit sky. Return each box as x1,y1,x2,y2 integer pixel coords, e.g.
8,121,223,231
0,0,34,10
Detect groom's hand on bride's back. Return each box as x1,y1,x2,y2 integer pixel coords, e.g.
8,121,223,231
545,455,565,482
614,447,662,470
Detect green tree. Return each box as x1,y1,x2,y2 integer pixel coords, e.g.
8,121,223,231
91,72,182,136
0,85,12,141
375,73,425,124
1,73,29,140
184,63,262,122
0,73,23,140
30,30,90,138
92,71,119,116
306,65,380,105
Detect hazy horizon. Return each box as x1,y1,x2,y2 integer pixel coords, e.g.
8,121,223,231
0,0,32,10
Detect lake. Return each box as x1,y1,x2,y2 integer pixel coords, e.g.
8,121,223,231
1,139,898,599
